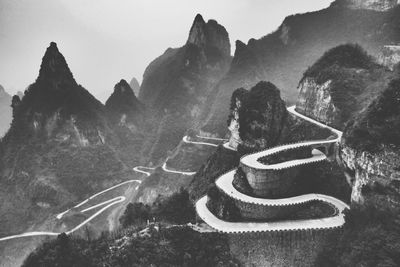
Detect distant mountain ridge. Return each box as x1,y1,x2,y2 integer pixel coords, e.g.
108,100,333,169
129,77,140,96
0,84,12,137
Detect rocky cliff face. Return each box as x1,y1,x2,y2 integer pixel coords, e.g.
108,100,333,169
0,84,12,137
340,145,400,203
238,81,290,154
201,4,400,135
296,44,393,130
296,78,341,127
227,88,246,150
187,14,230,57
378,45,400,70
138,14,232,162
340,78,400,204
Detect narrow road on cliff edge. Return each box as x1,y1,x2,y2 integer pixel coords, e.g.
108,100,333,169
196,105,350,233
0,134,225,242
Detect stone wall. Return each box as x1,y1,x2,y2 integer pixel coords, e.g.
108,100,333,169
232,196,311,221
240,163,299,198
229,228,341,267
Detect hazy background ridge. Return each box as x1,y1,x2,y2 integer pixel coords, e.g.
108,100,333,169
0,0,331,101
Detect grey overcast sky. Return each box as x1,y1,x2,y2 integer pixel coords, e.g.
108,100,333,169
0,0,332,102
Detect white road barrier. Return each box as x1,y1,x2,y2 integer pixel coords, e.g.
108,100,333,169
196,105,349,234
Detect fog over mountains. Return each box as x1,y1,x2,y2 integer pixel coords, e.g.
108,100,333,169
1,1,400,266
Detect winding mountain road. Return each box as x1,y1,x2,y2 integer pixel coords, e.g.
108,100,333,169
196,105,350,233
0,179,143,242
161,135,227,175
0,134,224,242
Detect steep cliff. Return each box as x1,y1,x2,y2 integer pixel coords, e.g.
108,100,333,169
237,81,290,154
378,45,400,70
296,44,394,129
340,78,400,203
201,3,400,135
138,14,231,162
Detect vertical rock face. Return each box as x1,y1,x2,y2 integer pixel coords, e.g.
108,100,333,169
227,88,246,150
340,145,400,203
295,44,392,130
296,78,341,127
238,81,290,153
187,14,230,57
340,78,400,204
378,45,400,70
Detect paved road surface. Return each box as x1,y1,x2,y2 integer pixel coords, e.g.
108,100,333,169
196,105,349,233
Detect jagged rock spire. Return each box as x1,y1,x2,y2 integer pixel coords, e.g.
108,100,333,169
37,42,76,85
187,14,231,56
129,77,140,96
105,79,144,120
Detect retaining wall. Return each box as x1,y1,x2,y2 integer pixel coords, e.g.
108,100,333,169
229,228,341,267
240,163,299,198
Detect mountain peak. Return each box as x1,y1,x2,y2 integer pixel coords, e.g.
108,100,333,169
187,14,230,56
129,77,140,96
105,79,144,124
193,13,205,24
37,42,76,84
115,79,134,95
0,84,11,99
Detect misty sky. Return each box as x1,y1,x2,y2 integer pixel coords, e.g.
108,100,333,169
0,0,332,102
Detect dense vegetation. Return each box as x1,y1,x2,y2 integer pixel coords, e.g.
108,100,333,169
105,79,145,126
238,81,289,154
120,189,196,227
316,196,400,266
302,44,375,83
300,44,393,126
345,78,400,152
188,145,239,201
22,226,240,267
